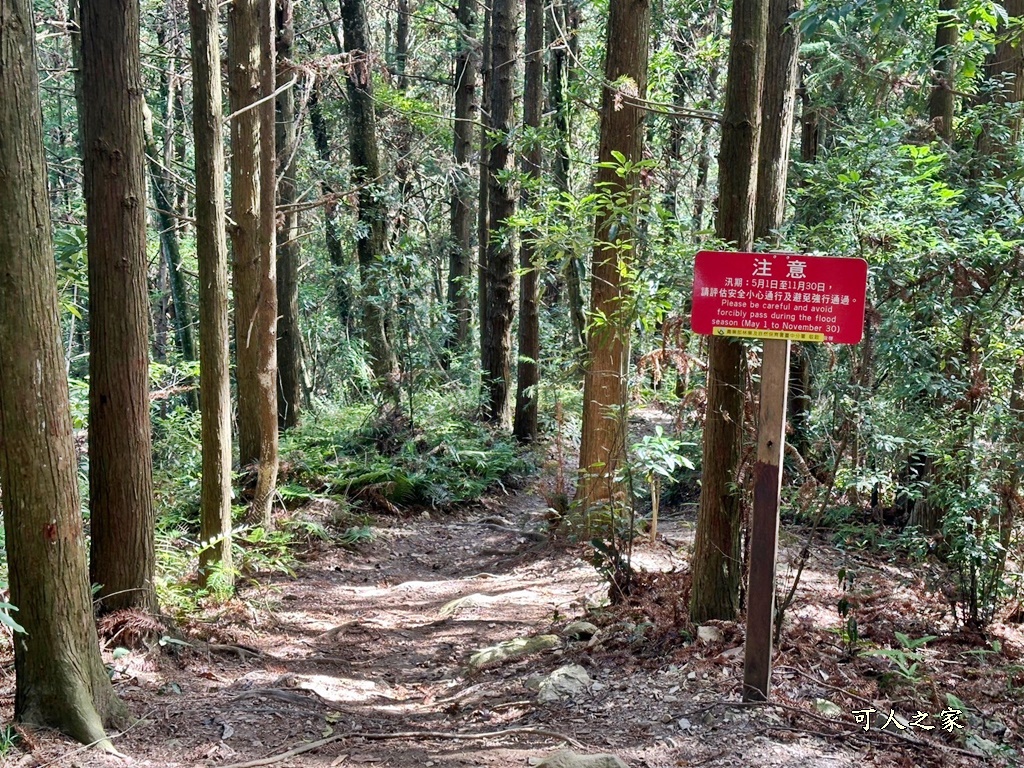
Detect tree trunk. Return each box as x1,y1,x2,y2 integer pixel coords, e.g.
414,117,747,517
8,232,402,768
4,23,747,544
975,0,1024,171
341,0,401,399
477,4,492,369
928,0,958,141
276,0,303,428
309,85,354,331
228,0,279,527
513,0,544,441
481,0,519,427
446,0,477,355
575,0,651,510
689,0,768,623
754,0,800,242
788,75,818,453
189,0,234,586
255,0,280,524
0,0,127,742
81,0,158,615
396,0,410,88
549,0,586,355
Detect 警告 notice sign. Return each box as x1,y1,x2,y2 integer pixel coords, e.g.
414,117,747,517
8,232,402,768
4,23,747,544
691,251,868,344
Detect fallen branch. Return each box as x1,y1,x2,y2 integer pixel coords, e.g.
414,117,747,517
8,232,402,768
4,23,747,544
774,665,875,707
206,643,262,659
219,726,586,768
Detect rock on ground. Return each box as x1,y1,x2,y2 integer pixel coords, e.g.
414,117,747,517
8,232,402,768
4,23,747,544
534,749,630,768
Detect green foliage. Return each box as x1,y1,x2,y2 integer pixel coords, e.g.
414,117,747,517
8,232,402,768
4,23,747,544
0,581,25,636
0,725,18,758
866,631,937,683
338,525,376,549
936,479,1009,628
630,427,693,483
284,397,528,510
835,566,863,659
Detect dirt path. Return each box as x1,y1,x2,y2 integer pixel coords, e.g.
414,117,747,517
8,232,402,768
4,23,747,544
3,489,1016,767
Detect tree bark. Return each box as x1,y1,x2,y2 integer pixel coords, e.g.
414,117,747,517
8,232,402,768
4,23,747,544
928,0,958,141
477,4,492,369
575,0,651,510
396,0,410,88
189,0,234,585
341,0,401,399
228,0,279,527
446,0,477,355
690,0,768,623
81,0,158,614
754,0,800,242
0,0,127,742
549,0,586,355
513,0,544,441
255,0,280,524
481,0,519,427
276,0,303,428
788,75,818,454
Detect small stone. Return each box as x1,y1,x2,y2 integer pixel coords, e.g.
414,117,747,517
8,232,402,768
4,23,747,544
536,664,591,703
696,626,723,644
534,749,629,768
677,718,692,731
814,698,843,718
468,634,562,670
563,621,600,641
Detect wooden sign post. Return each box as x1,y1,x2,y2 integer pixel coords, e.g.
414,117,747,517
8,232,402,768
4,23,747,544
743,337,790,701
691,251,868,702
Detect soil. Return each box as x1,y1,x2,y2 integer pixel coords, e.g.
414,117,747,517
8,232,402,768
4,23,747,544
1,485,1022,768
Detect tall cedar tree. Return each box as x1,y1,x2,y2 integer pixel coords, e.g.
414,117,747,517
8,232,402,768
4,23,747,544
277,0,303,428
477,6,492,368
481,0,519,427
256,0,279,520
575,0,651,509
754,0,799,243
789,72,819,452
190,0,234,584
0,0,127,742
513,0,544,440
81,0,158,614
446,0,477,354
341,0,400,398
689,0,768,622
229,0,279,526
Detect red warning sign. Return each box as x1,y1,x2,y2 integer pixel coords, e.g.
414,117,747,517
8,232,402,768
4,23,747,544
691,251,868,344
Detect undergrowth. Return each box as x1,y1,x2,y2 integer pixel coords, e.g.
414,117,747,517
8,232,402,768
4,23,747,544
280,397,530,509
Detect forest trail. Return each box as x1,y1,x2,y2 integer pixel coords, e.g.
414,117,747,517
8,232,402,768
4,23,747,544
5,488,1014,768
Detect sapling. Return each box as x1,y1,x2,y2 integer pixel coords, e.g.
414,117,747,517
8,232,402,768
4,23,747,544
631,427,692,543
